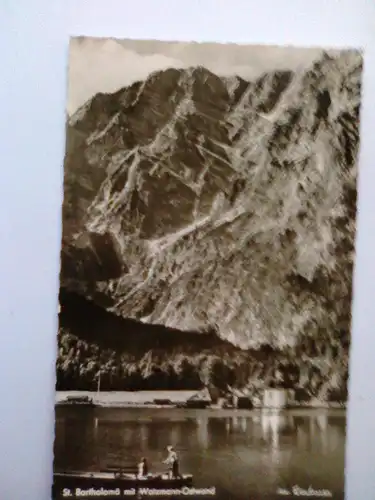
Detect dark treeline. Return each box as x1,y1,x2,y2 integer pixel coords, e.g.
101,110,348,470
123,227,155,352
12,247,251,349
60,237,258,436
56,290,348,402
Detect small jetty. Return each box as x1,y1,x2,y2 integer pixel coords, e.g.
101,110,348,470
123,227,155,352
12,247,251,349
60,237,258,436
55,395,96,407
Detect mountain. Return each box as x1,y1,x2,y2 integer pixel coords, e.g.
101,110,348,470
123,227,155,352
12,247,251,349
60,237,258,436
58,50,362,398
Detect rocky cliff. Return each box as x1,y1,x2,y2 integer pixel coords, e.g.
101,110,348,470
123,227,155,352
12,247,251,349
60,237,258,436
58,50,362,397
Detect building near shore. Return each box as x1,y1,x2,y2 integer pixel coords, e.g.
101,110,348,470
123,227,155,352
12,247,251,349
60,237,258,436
231,389,253,409
263,388,294,409
184,387,212,408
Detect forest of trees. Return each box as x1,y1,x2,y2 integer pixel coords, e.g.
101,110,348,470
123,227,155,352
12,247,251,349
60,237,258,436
55,289,349,403
56,326,348,403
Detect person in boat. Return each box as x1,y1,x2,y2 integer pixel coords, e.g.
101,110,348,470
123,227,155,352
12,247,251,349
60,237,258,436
163,446,181,479
137,457,149,478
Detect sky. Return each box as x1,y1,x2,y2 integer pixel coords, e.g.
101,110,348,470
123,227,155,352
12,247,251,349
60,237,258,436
67,37,333,116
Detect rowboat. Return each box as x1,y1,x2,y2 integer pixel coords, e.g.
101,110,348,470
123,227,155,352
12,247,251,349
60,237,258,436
53,467,194,497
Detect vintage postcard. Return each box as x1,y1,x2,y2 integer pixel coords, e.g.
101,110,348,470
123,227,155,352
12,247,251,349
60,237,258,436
53,37,363,500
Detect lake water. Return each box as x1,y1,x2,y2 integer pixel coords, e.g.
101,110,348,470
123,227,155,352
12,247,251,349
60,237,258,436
54,407,346,500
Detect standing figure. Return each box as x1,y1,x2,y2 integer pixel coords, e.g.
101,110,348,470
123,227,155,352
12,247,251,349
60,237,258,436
163,446,181,479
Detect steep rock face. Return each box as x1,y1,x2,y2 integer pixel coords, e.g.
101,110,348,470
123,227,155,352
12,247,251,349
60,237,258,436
61,51,362,351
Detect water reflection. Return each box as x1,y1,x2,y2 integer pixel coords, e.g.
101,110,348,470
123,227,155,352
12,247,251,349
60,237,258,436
139,424,148,451
224,416,255,435
196,415,209,449
54,408,346,498
261,410,294,444
93,417,99,439
240,418,247,433
315,413,328,452
58,410,344,457
316,413,328,431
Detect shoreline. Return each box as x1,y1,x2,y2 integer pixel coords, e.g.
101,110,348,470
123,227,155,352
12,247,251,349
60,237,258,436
55,391,346,410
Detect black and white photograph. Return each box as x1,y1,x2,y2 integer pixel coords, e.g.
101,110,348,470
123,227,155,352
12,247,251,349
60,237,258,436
53,38,363,500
